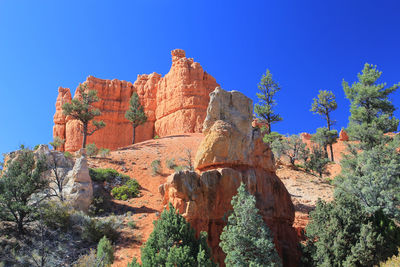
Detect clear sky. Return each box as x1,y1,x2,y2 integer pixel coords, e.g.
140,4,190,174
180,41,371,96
1,0,400,160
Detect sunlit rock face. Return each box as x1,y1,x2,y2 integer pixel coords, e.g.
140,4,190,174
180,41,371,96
53,49,219,151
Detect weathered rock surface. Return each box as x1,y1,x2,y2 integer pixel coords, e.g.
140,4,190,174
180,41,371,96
160,88,299,266
339,128,349,141
64,150,93,212
54,49,219,151
53,87,72,151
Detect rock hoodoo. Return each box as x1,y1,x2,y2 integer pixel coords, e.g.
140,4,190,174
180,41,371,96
159,87,300,266
53,49,219,151
339,128,349,141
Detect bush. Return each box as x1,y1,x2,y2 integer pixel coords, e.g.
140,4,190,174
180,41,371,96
88,195,111,215
41,201,72,231
97,236,114,266
99,148,111,158
305,145,329,177
127,220,136,229
86,143,99,157
153,135,160,139
64,151,73,158
111,179,140,200
73,249,97,267
151,159,161,176
89,168,129,183
73,212,121,243
33,144,40,150
165,158,177,170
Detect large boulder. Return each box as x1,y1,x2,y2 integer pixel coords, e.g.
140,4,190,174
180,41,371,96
160,88,299,266
54,49,220,152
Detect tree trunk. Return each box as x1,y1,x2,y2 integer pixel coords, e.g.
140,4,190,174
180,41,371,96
329,143,334,162
132,125,136,144
17,219,24,235
82,123,88,148
323,145,328,159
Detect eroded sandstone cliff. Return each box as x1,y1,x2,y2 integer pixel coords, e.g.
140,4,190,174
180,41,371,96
53,49,219,151
159,87,300,266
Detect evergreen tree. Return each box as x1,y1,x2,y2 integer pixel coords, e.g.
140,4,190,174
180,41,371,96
305,145,329,177
310,127,338,160
304,193,400,266
62,84,106,148
343,63,399,149
135,203,215,267
125,92,147,144
254,69,282,136
219,183,282,267
335,136,400,221
97,236,114,267
0,149,48,234
271,134,307,166
310,90,337,160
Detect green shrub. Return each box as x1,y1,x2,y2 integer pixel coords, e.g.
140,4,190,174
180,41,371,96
88,196,110,215
127,220,136,229
165,158,177,170
153,135,160,139
81,215,121,243
151,159,161,176
97,236,114,266
99,148,111,158
33,144,40,150
173,165,184,172
111,179,140,200
89,168,129,183
41,201,72,231
87,143,99,157
64,151,73,158
73,249,97,267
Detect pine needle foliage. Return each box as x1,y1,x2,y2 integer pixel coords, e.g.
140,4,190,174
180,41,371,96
134,203,216,267
219,183,282,267
254,69,282,134
343,63,399,149
62,83,105,148
125,92,147,144
0,149,48,234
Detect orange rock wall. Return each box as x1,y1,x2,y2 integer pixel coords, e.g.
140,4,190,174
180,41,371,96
53,49,219,151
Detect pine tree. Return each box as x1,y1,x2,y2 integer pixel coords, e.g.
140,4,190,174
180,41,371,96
136,203,216,267
254,69,282,136
342,63,399,149
310,90,337,160
219,183,282,267
0,148,48,234
125,92,147,144
62,83,105,148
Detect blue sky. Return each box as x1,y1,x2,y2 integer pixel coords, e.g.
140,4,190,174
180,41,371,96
1,0,400,159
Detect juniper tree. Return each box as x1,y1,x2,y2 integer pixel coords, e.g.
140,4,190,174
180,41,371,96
310,127,337,160
97,236,114,267
310,90,337,160
0,149,48,234
62,83,105,148
304,193,400,266
125,92,147,144
343,63,399,149
133,203,216,266
220,183,282,267
271,134,307,166
305,145,329,177
254,69,282,141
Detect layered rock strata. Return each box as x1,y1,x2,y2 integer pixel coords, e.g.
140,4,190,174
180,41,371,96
159,87,300,266
53,49,219,151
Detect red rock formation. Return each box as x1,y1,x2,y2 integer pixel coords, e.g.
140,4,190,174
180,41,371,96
53,87,72,151
54,49,219,151
160,88,300,266
339,129,349,141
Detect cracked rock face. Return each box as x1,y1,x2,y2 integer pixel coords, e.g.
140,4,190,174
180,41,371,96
160,87,300,267
53,49,219,152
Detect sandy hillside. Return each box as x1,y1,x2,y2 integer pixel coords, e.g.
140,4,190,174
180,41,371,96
88,133,347,266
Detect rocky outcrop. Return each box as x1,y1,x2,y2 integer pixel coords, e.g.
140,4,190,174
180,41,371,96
159,88,299,266
54,49,219,151
339,129,349,141
53,87,72,151
64,150,93,211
